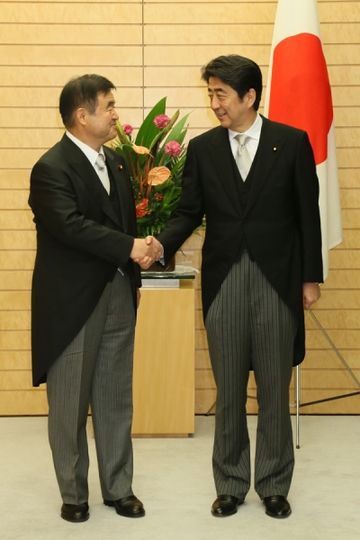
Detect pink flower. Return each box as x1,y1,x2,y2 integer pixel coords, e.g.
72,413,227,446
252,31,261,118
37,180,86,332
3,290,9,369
123,123,134,136
154,114,170,129
164,140,181,157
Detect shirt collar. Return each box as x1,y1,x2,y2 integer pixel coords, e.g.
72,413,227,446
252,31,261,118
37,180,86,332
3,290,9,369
229,113,263,142
66,131,105,166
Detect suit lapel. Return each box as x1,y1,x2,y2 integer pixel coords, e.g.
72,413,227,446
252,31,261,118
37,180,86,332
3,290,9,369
104,148,130,230
208,127,243,213
244,117,283,218
206,120,285,217
61,135,122,228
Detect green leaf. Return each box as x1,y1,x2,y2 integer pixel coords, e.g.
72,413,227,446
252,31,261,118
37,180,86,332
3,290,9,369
155,113,189,165
114,143,149,179
164,113,190,146
135,97,166,147
149,110,180,155
115,121,131,145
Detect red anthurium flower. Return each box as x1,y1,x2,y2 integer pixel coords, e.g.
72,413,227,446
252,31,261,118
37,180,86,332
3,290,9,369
136,198,150,218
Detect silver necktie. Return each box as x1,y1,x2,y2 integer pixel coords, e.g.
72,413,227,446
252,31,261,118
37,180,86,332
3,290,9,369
235,134,252,181
94,153,110,194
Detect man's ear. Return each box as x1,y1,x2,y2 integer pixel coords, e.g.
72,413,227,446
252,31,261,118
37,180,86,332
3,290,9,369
74,107,88,127
246,88,256,109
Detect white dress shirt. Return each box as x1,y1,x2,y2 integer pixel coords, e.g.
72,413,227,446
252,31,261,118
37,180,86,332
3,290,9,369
66,131,110,194
228,113,263,162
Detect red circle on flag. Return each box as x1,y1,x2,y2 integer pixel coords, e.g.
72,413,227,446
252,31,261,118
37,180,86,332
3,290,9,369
268,33,333,164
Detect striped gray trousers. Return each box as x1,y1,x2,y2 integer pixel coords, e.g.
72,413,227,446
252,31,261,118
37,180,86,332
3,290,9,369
205,251,296,500
46,271,135,505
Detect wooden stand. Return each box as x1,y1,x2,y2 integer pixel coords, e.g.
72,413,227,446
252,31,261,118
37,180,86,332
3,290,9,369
132,279,195,437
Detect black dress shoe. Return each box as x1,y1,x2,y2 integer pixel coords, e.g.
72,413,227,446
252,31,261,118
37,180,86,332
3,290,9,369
263,495,291,518
61,502,89,523
104,495,145,518
211,495,244,517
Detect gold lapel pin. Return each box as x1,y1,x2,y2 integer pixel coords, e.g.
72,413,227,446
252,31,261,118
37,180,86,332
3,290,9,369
118,164,124,170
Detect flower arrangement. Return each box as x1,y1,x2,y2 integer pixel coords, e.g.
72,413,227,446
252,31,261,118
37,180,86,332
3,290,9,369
113,97,189,237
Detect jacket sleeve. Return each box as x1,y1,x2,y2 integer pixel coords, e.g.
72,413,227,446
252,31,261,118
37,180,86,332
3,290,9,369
294,131,323,283
157,140,204,261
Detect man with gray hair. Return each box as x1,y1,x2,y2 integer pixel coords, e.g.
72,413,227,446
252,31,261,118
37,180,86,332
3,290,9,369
29,74,160,522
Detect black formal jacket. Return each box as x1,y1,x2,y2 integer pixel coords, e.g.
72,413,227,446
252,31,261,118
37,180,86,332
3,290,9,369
29,134,141,386
158,117,323,366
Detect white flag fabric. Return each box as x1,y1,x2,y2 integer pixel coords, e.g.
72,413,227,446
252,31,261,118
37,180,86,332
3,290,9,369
264,0,342,278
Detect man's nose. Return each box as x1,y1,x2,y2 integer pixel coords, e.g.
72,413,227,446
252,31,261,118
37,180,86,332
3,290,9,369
210,95,220,110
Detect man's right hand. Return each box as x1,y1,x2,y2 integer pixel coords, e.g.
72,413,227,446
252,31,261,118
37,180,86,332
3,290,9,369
130,236,163,269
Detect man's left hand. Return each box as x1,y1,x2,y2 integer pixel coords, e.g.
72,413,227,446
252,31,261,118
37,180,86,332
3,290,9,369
303,282,321,310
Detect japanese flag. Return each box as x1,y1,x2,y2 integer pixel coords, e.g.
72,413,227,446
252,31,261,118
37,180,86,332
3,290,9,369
264,0,342,278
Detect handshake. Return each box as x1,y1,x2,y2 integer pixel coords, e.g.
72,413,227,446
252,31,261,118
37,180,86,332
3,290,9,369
130,236,164,270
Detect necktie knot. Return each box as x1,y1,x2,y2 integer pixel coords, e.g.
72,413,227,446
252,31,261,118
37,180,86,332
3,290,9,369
95,153,106,171
235,133,250,153
236,133,249,148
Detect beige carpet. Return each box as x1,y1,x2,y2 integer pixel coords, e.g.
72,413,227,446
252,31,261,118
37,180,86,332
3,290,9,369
1,415,359,540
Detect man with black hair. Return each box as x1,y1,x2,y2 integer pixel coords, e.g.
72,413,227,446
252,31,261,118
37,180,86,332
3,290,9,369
29,74,161,522
157,55,323,518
